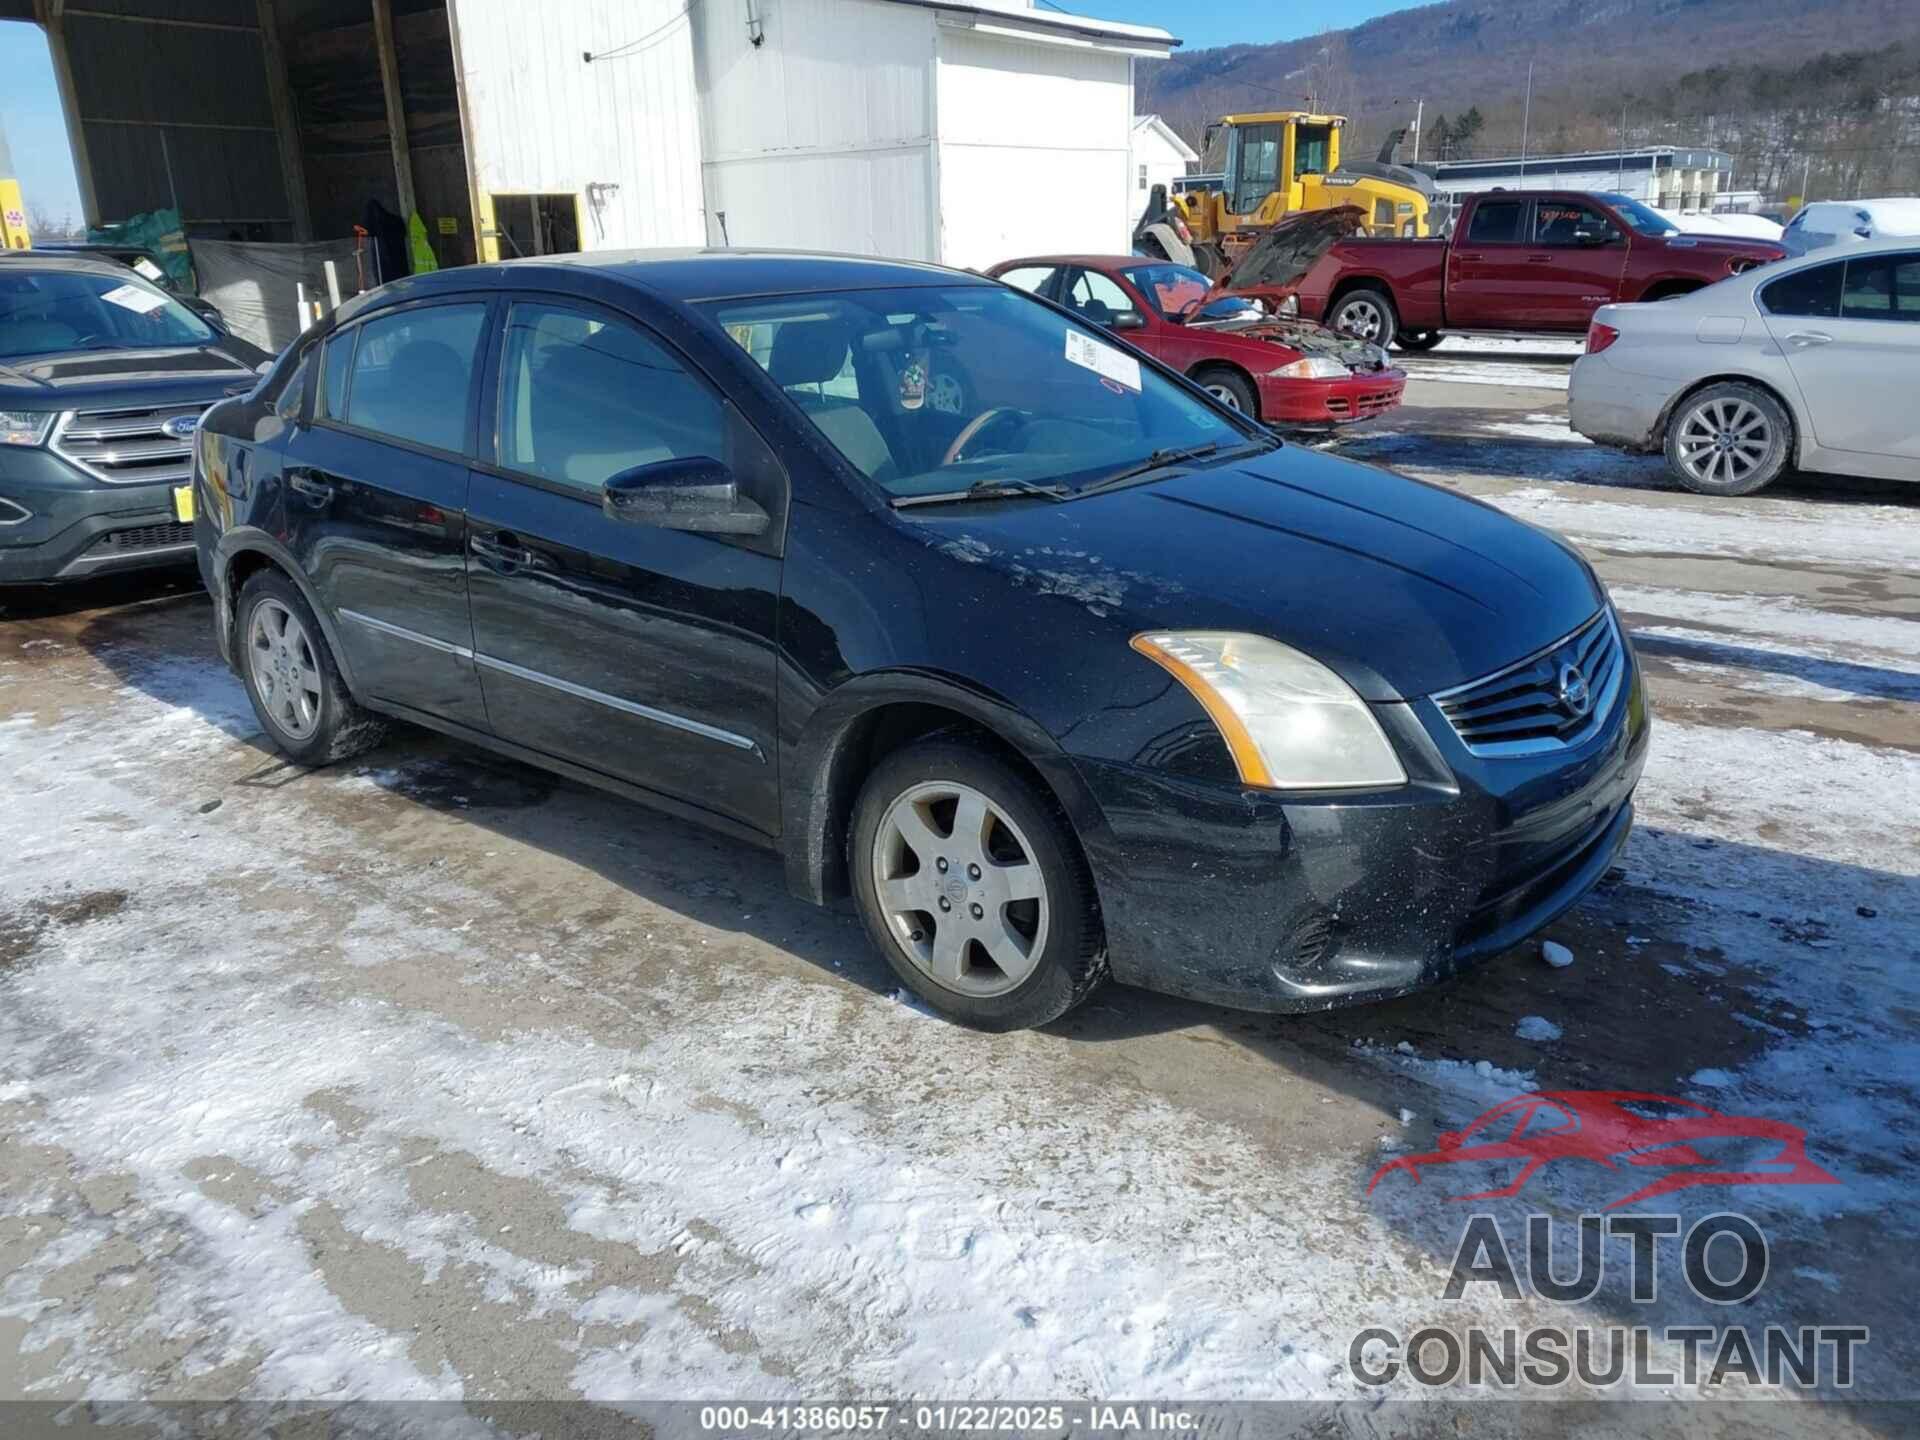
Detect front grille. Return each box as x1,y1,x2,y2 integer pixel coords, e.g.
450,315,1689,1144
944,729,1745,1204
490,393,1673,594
52,403,208,485
84,522,195,555
1325,389,1400,418
1434,609,1625,757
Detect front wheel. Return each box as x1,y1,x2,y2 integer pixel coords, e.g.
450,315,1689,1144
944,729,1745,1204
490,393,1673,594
1193,365,1258,417
1663,382,1792,497
1328,287,1398,349
236,569,387,764
851,739,1106,1031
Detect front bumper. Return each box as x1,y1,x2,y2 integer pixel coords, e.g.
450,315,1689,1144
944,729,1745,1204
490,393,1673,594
1071,638,1650,1013
1261,367,1407,426
0,453,195,584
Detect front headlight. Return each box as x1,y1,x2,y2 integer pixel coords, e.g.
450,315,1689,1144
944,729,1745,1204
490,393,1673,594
0,412,55,447
1132,631,1406,790
1270,356,1349,380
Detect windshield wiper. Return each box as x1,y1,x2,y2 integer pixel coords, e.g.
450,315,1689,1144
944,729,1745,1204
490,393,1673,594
891,478,1070,509
1076,440,1258,498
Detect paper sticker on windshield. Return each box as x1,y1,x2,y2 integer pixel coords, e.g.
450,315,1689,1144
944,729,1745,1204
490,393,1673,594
131,257,166,281
1064,330,1141,393
101,283,168,315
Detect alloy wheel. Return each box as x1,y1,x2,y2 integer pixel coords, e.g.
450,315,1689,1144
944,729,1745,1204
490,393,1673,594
869,780,1050,998
248,599,323,741
1675,397,1771,489
1337,297,1386,341
1203,382,1243,410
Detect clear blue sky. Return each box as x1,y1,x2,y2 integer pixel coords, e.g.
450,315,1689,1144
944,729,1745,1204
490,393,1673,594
0,2,1426,230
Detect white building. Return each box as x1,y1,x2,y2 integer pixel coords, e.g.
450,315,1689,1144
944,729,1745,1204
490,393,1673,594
26,0,1172,285
1426,146,1733,212
454,0,1176,270
1130,114,1199,208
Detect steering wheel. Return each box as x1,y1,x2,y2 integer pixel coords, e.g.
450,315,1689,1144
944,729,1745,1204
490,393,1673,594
942,407,1023,466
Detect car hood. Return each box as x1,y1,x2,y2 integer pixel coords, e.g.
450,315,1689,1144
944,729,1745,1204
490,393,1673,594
1185,312,1390,369
1650,233,1785,263
927,446,1602,701
1210,205,1368,301
0,344,262,404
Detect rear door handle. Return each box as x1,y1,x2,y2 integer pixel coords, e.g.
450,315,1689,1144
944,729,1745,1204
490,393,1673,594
1785,331,1832,348
287,471,334,504
1526,253,1554,263
470,530,532,571
1456,252,1485,262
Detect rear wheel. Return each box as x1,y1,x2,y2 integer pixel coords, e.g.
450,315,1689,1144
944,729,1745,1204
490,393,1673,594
1328,287,1398,349
1136,234,1171,261
1663,382,1792,497
1193,365,1258,417
1394,330,1443,352
236,569,387,764
851,739,1106,1031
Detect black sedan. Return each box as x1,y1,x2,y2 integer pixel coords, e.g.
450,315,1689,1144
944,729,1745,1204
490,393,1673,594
193,250,1648,1031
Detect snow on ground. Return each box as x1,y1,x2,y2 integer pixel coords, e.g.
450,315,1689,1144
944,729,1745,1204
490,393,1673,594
4,435,1919,1410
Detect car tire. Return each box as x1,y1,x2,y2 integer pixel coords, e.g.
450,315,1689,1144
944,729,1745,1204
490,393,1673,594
1663,382,1793,497
1394,330,1443,352
1328,287,1398,349
1136,234,1170,261
235,569,387,765
1193,365,1258,417
850,738,1107,1032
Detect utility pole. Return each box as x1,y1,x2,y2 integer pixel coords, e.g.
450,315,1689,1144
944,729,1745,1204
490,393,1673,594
1800,154,1812,205
1616,104,1627,190
1412,98,1425,163
1519,61,1534,188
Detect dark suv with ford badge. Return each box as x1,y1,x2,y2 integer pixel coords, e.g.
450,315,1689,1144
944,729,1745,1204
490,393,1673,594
0,254,269,584
194,251,1649,1031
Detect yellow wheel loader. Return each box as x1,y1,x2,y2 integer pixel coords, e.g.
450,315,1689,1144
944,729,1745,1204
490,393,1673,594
1134,112,1433,277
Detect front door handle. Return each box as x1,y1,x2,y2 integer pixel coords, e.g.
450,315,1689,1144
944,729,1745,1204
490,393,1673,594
1526,253,1554,263
1456,252,1485,262
470,530,532,571
287,471,334,505
1785,331,1832,348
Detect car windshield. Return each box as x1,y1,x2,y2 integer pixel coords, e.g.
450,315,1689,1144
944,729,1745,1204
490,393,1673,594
709,285,1254,501
1598,194,1679,237
0,268,215,360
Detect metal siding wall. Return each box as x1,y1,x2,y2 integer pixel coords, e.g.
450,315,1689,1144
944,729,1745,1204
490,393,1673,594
934,30,1131,268
697,0,935,258
450,0,706,251
61,5,288,225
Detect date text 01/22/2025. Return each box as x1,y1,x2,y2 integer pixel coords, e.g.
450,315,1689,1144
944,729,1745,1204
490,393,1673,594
697,1405,1202,1432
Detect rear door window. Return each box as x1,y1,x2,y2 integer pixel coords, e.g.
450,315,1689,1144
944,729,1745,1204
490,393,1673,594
996,266,1058,296
342,303,487,454
1840,254,1920,321
1761,261,1844,318
1465,200,1526,244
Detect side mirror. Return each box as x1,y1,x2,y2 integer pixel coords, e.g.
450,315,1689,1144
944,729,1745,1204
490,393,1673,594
1108,310,1147,332
1436,1130,1463,1152
185,296,226,328
603,456,769,536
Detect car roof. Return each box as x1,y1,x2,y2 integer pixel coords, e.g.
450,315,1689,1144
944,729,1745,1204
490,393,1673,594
413,249,984,302
995,255,1167,272
0,250,147,281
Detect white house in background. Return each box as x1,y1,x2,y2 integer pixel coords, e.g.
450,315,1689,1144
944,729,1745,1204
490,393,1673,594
1130,114,1199,207
448,0,1177,270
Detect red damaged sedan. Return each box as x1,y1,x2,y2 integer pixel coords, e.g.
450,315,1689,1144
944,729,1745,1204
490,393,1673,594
986,253,1405,429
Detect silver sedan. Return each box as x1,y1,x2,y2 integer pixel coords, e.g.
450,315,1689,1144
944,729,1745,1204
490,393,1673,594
1569,238,1919,495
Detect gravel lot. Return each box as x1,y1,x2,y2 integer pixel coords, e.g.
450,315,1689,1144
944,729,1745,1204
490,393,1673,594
3,347,1917,1429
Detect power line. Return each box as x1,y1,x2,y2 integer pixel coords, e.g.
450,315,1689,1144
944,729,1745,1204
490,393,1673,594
584,0,700,64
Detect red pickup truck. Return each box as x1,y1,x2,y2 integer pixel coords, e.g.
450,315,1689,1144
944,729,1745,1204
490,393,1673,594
1288,190,1787,351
